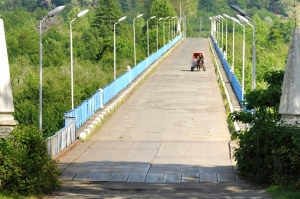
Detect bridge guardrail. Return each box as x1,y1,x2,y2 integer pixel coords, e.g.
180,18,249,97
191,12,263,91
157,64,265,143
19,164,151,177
47,118,76,158
210,35,243,102
48,34,182,158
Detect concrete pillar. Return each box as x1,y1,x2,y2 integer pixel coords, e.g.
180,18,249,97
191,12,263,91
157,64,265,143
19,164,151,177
279,27,300,124
0,18,18,137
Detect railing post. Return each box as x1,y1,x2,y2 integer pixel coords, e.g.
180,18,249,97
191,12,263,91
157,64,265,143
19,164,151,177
99,88,103,108
127,66,131,83
50,138,54,158
147,57,148,68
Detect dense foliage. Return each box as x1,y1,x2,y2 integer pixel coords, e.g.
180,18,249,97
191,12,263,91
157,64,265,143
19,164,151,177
2,1,184,138
230,71,300,186
0,125,60,195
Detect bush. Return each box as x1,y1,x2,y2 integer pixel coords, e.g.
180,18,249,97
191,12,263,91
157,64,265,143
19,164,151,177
232,116,300,185
230,70,300,187
0,125,60,196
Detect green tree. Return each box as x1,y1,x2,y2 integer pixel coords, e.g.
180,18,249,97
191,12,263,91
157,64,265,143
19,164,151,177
268,19,284,47
120,0,133,12
93,0,123,37
22,0,38,11
150,0,176,18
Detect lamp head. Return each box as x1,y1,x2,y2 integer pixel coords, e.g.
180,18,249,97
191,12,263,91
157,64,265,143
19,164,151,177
236,14,248,24
137,14,144,18
118,16,127,22
150,16,156,19
230,17,240,24
229,4,246,16
76,9,89,18
218,15,224,19
223,14,231,19
48,5,65,18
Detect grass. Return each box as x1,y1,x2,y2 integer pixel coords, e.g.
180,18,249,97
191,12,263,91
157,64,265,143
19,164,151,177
208,38,236,135
267,185,300,199
0,191,38,199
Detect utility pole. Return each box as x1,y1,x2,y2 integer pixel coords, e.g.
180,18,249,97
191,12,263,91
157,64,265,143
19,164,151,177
199,17,202,38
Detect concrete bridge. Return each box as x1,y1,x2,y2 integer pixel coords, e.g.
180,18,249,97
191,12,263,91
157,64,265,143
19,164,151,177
48,38,270,198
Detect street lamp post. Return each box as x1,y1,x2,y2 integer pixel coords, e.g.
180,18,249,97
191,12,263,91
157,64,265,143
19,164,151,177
209,17,213,35
172,17,178,40
218,15,224,52
133,14,143,66
163,17,168,52
181,14,186,37
230,4,256,90
39,5,65,132
147,16,156,57
224,14,235,74
70,9,89,110
231,17,245,101
213,16,219,44
180,0,189,35
217,16,221,45
222,14,228,59
114,16,127,80
237,14,256,91
168,17,171,42
210,17,216,39
157,18,163,53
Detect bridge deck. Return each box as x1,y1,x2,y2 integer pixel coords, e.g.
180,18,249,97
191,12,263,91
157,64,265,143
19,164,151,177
58,38,238,183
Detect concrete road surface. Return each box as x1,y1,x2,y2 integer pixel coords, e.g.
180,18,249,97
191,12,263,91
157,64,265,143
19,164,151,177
46,38,271,198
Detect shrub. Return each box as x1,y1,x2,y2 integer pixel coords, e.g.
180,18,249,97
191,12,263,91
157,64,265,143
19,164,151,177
230,70,300,187
0,125,60,195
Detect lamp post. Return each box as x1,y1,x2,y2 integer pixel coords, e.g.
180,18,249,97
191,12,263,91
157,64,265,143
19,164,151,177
213,16,219,44
237,14,255,91
163,17,168,52
180,0,189,35
231,17,245,101
147,16,156,57
218,15,224,52
209,17,213,35
210,17,216,39
230,4,256,90
181,14,186,37
70,9,89,110
224,14,235,74
217,16,221,45
39,5,65,132
157,18,163,53
222,14,228,59
114,16,127,80
133,14,143,66
172,16,178,40
168,17,171,42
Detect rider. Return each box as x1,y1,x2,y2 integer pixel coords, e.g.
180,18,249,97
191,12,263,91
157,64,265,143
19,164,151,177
192,55,198,66
198,53,204,64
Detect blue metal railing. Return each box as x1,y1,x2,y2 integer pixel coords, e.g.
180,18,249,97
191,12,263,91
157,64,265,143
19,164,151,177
210,35,243,101
64,34,182,129
48,34,183,157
